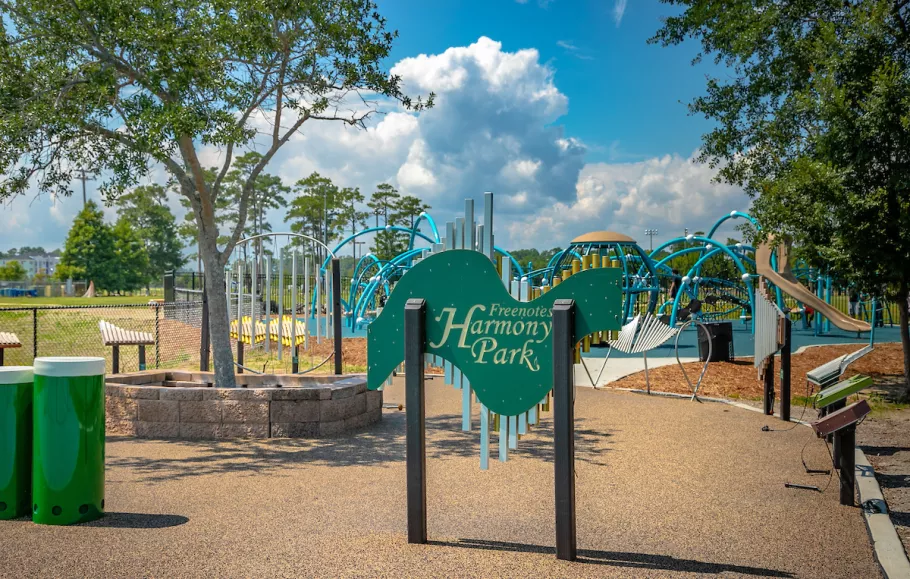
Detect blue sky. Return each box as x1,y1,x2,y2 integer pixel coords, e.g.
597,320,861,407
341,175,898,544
380,0,713,162
3,0,751,253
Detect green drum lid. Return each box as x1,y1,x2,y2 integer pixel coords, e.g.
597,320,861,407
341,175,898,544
0,366,33,384
33,357,105,377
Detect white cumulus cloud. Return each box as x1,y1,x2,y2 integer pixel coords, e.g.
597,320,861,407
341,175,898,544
0,37,748,258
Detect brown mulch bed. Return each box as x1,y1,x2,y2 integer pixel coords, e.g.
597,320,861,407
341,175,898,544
613,343,907,401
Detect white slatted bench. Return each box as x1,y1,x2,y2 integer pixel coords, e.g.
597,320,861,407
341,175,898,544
99,321,154,373
0,332,21,366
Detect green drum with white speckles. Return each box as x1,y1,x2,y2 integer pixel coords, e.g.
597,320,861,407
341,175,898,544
32,357,105,526
0,366,33,520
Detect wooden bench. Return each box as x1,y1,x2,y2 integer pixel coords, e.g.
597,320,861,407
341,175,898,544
99,321,154,373
0,332,21,366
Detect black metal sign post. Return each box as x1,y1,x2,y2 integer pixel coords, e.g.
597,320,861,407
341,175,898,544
763,355,775,416
405,298,428,544
780,317,792,422
332,258,343,375
837,425,856,506
552,299,577,562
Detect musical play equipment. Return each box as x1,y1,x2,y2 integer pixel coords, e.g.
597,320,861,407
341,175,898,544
225,232,343,374
0,365,33,520
31,357,106,525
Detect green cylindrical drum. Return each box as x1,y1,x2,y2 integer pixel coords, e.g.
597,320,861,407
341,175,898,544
32,357,105,525
0,366,33,520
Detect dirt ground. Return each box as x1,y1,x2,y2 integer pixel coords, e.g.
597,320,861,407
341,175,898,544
612,342,906,402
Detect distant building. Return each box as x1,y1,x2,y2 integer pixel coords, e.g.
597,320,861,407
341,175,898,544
0,256,61,279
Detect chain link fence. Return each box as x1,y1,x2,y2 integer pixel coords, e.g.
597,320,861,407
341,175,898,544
0,302,203,373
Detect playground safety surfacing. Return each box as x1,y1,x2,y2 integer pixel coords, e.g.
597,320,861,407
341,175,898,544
2,378,879,578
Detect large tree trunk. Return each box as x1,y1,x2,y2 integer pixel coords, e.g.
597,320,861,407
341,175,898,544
200,238,236,388
898,282,910,399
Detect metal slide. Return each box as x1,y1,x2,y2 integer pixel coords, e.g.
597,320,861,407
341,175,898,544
755,237,871,333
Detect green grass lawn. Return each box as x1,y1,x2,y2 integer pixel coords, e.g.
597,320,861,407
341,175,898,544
0,296,156,307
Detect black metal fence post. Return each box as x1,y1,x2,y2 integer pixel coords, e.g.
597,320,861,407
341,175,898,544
405,298,427,544
332,258,343,375
763,355,775,416
552,299,577,562
32,308,37,359
780,317,792,422
163,270,175,302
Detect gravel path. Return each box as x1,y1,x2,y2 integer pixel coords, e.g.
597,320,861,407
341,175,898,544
1,378,879,578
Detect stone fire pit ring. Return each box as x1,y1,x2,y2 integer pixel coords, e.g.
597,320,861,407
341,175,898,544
105,371,381,439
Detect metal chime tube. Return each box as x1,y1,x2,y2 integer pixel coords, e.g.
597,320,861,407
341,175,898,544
277,245,284,361
315,262,321,344
265,256,271,353
236,261,244,341
304,256,311,351
291,250,298,371
251,253,258,348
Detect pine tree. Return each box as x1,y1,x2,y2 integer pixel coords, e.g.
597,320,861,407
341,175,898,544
112,217,151,292
117,184,185,289
57,201,119,291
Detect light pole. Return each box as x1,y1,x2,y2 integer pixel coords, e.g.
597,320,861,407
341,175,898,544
354,241,366,260
75,169,95,208
373,208,383,228
644,228,658,252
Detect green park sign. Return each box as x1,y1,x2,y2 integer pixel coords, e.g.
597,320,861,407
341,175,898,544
367,250,623,416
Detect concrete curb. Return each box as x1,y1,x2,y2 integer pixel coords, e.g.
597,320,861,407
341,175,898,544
855,450,910,578
607,386,910,578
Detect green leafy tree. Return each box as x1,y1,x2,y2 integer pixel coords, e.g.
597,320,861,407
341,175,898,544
509,248,564,272
394,195,431,229
0,0,432,388
222,152,289,262
56,201,118,291
176,169,232,272
366,184,410,260
112,217,151,292
285,172,362,262
337,187,369,256
0,260,26,281
653,0,910,393
117,184,185,289
367,184,401,227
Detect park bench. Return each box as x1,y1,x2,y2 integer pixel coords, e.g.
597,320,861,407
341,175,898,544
99,320,154,374
0,332,21,366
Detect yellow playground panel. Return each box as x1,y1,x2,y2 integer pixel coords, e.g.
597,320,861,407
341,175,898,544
268,316,308,347
230,317,267,345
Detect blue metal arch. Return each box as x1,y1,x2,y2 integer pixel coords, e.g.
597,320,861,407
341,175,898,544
320,226,438,272
667,238,755,330
353,248,432,322
707,210,761,240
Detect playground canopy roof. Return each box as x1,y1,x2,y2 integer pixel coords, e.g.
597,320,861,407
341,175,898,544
571,231,637,244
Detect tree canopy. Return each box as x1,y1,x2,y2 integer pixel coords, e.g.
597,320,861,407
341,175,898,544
0,260,27,281
652,0,910,390
0,0,432,387
116,184,185,286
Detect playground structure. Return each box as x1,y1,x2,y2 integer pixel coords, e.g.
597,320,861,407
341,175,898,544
221,232,344,375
